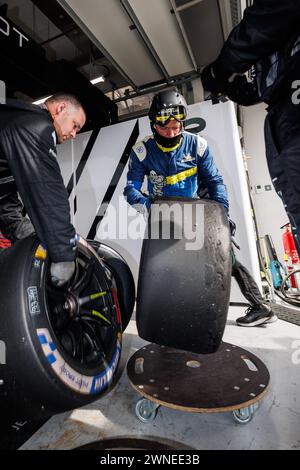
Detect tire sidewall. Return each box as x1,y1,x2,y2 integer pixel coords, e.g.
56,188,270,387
0,237,122,415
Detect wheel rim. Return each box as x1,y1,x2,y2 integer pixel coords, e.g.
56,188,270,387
45,244,119,370
87,240,135,332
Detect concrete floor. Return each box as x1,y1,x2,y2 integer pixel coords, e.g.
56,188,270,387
21,306,300,450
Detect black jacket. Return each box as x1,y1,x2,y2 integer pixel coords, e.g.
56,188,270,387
0,100,76,262
215,0,300,105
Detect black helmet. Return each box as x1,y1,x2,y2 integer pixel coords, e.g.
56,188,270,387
149,90,188,127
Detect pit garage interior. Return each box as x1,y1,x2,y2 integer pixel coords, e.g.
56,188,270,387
0,0,300,452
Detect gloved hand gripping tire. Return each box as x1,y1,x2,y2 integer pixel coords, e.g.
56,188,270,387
50,260,75,287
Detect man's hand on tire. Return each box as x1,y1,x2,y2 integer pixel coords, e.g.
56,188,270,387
50,261,75,287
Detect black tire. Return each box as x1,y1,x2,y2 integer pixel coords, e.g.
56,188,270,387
0,236,122,418
136,198,232,354
87,241,135,332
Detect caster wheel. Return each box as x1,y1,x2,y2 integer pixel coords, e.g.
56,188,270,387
135,398,158,423
232,404,256,424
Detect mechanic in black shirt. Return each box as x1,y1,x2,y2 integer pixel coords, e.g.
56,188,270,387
0,93,86,286
201,0,300,257
201,0,300,325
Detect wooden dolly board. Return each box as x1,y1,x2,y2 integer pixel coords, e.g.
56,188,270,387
127,342,270,424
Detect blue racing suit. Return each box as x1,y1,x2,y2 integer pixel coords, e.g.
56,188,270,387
124,131,268,315
123,131,229,213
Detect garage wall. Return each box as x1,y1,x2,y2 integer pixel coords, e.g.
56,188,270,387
242,103,288,264
58,100,261,302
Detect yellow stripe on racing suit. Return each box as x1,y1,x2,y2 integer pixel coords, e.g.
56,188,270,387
165,166,197,186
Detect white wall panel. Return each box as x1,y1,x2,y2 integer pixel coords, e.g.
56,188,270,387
242,103,288,264
73,120,137,238
56,139,74,222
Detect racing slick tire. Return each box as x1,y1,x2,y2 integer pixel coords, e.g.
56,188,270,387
136,197,232,354
87,241,135,332
0,236,122,418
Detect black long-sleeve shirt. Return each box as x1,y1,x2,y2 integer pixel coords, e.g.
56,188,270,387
0,100,76,262
215,0,300,104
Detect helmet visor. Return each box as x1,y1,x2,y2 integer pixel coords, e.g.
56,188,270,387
155,105,187,126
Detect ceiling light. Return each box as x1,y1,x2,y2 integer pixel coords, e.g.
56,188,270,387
32,76,105,104
32,95,52,105
90,75,105,85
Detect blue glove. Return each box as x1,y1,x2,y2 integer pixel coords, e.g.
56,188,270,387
132,197,152,221
145,197,152,210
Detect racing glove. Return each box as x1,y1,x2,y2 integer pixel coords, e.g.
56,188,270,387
133,196,153,220
228,218,240,250
50,261,75,287
228,218,236,237
226,75,261,106
201,60,232,95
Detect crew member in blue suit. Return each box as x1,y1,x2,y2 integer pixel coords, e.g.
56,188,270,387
124,89,276,326
124,90,228,213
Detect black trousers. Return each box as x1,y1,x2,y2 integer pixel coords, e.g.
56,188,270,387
232,258,265,307
265,98,300,256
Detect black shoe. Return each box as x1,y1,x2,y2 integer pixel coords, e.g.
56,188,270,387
263,311,278,324
236,305,277,327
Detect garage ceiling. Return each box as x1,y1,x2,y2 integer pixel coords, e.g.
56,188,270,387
0,0,246,121
58,0,233,88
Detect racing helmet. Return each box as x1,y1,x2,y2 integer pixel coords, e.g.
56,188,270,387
149,90,188,127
